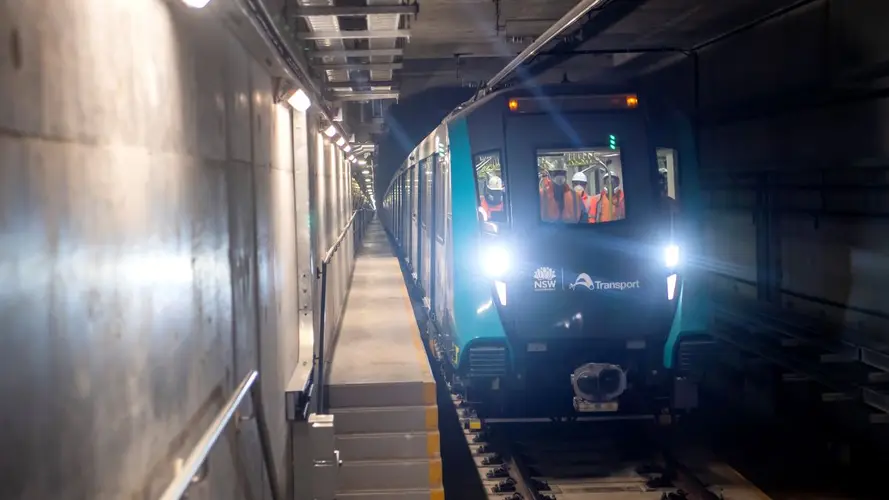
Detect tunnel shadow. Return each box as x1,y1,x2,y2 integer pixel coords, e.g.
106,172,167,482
628,1,889,496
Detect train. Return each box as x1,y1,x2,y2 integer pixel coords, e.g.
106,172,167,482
380,83,710,420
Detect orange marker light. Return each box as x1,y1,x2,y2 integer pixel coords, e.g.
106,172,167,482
626,95,639,108
508,99,519,111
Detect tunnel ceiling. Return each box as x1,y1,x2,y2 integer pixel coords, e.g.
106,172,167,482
287,0,807,146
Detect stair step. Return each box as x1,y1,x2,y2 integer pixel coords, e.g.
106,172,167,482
336,487,445,500
329,381,437,409
337,431,441,461
332,405,438,434
338,458,443,492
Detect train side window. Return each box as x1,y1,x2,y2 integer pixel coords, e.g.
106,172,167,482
538,148,626,224
474,151,506,225
656,148,679,204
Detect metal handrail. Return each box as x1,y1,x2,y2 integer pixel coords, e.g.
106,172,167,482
158,370,281,500
315,208,371,412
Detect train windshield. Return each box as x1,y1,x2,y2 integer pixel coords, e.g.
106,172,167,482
537,147,626,224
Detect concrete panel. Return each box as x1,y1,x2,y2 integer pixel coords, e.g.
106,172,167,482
252,60,274,169
227,33,253,164
0,127,236,500
0,0,319,499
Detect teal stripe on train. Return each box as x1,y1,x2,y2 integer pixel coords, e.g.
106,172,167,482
663,109,712,368
447,117,508,368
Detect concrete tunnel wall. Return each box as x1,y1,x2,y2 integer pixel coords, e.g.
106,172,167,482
0,1,355,499
638,0,889,338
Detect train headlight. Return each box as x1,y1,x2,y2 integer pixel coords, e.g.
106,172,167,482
664,244,680,268
481,244,511,279
667,273,678,301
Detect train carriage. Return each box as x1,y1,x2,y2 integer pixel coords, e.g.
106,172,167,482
381,84,710,419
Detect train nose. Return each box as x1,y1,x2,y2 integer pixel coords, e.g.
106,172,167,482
572,363,627,402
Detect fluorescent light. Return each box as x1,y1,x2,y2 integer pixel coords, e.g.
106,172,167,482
348,155,356,161
336,137,346,147
324,125,337,137
343,145,352,152
362,169,370,175
357,159,367,165
286,89,311,112
183,0,211,7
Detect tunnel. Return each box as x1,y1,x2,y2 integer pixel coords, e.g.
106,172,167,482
3,0,889,499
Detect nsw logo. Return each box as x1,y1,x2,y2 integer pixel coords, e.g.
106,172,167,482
533,267,558,291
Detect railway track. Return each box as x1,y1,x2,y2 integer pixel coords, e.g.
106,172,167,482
450,393,772,500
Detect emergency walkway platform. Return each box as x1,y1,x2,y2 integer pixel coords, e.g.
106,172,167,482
327,218,443,500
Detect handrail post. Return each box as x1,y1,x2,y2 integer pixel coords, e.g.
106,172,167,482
158,371,282,500
313,209,362,415
316,261,329,412
251,381,283,500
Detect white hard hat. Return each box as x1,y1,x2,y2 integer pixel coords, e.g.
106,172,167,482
486,175,504,190
571,172,588,183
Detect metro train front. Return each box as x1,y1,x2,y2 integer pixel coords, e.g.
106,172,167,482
452,87,693,419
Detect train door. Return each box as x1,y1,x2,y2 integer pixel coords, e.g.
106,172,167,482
433,147,450,323
395,175,401,246
410,164,420,279
402,173,409,254
399,177,405,248
421,156,434,297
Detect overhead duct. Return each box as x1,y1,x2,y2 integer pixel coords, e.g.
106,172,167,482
237,0,349,139
483,0,610,91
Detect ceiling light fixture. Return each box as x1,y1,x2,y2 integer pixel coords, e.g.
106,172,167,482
336,137,346,147
182,0,211,7
324,125,337,137
285,88,312,112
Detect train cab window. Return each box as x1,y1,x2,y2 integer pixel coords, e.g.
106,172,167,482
656,148,679,214
537,148,625,224
474,151,507,225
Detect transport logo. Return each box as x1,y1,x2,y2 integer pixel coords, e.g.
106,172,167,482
569,274,641,291
533,267,558,291
569,273,595,290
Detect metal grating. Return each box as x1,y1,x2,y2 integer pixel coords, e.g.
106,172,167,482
468,345,509,377
298,0,349,83
366,0,401,85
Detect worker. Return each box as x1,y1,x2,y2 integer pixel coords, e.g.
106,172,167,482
479,175,505,222
590,171,625,222
571,171,594,223
540,164,587,223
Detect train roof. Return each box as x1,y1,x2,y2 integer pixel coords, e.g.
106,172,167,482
385,83,643,194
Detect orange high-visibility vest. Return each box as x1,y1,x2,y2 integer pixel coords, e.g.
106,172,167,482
540,184,583,222
591,190,625,222
479,197,503,221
